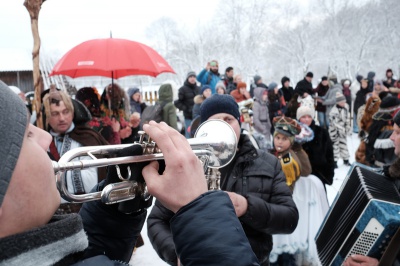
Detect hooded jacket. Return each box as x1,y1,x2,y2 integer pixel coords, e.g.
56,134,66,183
281,76,294,103
158,84,178,130
253,87,271,140
147,134,299,265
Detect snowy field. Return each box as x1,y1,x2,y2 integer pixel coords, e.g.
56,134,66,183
130,133,361,265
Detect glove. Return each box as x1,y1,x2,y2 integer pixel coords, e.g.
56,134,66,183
105,144,165,214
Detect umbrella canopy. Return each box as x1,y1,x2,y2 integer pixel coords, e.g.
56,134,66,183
50,38,175,79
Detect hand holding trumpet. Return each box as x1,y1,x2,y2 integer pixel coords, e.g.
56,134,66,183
142,121,208,213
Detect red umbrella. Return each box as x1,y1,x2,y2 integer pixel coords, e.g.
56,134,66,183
49,38,175,79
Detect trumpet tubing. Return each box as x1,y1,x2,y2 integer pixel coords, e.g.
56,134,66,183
53,120,237,204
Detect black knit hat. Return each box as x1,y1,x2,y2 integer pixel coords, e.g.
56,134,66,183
306,72,314,78
0,81,27,207
321,76,328,81
200,94,240,124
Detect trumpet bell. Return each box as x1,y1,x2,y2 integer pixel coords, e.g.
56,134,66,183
193,119,237,168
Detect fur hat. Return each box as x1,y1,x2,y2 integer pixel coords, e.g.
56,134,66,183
0,81,27,207
335,92,346,104
186,71,196,80
200,94,240,124
296,105,315,120
272,116,302,138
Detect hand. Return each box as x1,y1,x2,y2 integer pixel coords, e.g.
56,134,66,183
104,145,153,213
226,191,248,217
119,126,132,139
343,255,379,266
206,62,210,71
110,117,121,132
317,98,324,103
142,121,207,213
129,114,141,128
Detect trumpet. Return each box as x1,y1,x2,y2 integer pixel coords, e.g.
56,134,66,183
53,119,237,204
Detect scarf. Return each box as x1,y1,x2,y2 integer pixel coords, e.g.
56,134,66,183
0,214,88,266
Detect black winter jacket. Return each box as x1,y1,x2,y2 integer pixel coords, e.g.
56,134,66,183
302,120,335,185
353,88,369,114
147,134,298,266
174,80,200,119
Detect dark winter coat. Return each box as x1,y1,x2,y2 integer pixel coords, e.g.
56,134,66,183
302,120,335,185
294,78,313,96
281,76,294,103
313,83,329,112
147,134,299,266
353,87,369,114
174,80,200,119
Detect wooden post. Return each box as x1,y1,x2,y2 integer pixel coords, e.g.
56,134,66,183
24,0,44,129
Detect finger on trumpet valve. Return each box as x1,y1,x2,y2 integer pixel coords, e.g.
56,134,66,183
138,131,145,143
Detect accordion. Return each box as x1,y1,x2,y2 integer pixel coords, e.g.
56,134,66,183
315,163,400,266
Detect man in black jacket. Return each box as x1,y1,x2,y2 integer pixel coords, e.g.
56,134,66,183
295,72,314,96
174,71,201,138
148,94,299,266
0,83,259,266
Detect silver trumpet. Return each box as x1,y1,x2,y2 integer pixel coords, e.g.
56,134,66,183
52,119,237,204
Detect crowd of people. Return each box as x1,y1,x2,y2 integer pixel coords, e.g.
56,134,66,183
2,59,400,266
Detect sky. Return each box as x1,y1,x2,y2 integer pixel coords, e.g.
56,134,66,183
0,0,219,70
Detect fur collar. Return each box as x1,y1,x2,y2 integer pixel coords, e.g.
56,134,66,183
0,214,88,266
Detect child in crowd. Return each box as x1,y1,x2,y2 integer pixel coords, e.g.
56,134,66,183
329,92,351,167
271,116,303,190
192,85,212,119
270,116,323,266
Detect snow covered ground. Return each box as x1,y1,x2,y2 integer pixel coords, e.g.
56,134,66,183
130,133,361,265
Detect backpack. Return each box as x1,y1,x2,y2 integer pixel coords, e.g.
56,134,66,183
140,102,164,127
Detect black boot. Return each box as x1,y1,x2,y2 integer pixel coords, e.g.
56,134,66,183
343,159,351,166
334,161,338,169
